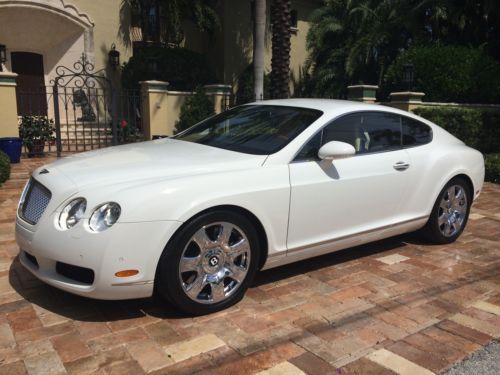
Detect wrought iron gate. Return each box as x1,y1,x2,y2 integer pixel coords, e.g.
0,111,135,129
17,54,142,157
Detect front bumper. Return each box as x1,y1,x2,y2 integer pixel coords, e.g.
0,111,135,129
16,215,182,300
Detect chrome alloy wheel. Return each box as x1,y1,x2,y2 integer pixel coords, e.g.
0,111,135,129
179,222,251,304
438,185,468,237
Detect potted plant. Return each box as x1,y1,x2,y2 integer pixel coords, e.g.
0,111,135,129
18,116,55,157
116,119,143,144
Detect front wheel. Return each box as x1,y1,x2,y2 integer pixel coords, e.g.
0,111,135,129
421,177,471,244
156,210,260,315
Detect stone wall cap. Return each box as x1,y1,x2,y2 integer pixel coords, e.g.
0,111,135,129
204,84,232,89
140,80,169,86
347,85,379,89
204,84,232,94
0,72,18,78
390,91,425,96
167,91,194,95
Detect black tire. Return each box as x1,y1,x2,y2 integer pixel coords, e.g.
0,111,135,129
421,177,471,244
155,210,260,315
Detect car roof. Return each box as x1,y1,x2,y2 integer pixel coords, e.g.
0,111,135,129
248,98,418,118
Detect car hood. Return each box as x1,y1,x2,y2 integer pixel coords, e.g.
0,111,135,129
40,139,268,189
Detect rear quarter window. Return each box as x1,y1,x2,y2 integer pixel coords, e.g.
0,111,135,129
402,116,433,146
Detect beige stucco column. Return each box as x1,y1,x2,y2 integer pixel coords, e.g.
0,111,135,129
204,84,232,114
388,91,425,111
0,72,19,137
140,81,194,139
347,85,378,103
140,82,234,139
140,80,170,140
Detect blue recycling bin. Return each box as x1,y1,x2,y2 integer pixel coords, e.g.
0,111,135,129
0,137,23,163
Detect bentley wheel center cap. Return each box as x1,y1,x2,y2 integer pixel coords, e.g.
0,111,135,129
209,256,219,267
202,249,224,273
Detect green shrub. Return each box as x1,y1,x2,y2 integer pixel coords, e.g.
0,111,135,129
18,116,55,148
0,150,11,185
384,45,500,103
175,86,215,133
121,47,216,91
413,107,500,154
235,64,270,105
485,154,500,183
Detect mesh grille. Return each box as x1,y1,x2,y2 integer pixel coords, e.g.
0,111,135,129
21,180,51,224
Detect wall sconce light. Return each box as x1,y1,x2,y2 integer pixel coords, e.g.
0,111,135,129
108,43,120,71
0,44,7,71
402,63,415,91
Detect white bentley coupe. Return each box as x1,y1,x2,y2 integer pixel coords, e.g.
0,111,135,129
16,99,484,314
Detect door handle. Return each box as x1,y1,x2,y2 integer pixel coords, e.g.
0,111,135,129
393,161,410,171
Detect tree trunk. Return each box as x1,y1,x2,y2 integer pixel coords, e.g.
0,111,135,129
253,0,266,101
270,0,292,99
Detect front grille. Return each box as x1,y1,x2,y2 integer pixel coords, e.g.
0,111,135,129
56,262,95,285
20,179,51,224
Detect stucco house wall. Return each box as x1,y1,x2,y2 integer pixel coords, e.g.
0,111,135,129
0,0,132,85
0,0,319,138
1,0,317,92
183,0,317,94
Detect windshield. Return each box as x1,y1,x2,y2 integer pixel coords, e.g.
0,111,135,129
173,105,323,155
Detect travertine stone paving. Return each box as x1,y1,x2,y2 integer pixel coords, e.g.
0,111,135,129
367,349,435,375
0,155,499,374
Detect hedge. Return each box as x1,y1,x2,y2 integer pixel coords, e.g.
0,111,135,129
413,106,500,182
485,154,500,183
384,44,500,103
0,150,11,185
413,107,500,154
235,64,271,105
175,86,215,134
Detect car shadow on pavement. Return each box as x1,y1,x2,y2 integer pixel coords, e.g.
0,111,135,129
254,234,412,287
7,232,427,322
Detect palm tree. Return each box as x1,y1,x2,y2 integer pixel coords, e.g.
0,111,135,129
348,0,425,87
253,0,266,101
306,0,429,97
306,0,362,98
270,0,292,99
423,0,500,59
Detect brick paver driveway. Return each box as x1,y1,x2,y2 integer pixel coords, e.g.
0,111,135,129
1,157,499,375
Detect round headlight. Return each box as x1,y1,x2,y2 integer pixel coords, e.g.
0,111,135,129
59,198,86,230
89,202,121,232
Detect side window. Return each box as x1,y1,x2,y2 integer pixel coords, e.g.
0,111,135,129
294,111,405,162
294,113,364,161
361,112,401,152
322,113,364,151
402,116,432,146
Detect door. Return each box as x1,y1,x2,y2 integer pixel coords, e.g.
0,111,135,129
11,52,47,116
287,111,412,250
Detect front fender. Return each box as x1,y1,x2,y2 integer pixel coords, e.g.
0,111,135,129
97,165,291,256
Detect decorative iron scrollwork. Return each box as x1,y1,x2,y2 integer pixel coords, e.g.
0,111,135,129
50,53,110,88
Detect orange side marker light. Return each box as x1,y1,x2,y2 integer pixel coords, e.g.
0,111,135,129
115,270,139,277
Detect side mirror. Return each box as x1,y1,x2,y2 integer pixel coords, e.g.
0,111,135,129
318,141,356,160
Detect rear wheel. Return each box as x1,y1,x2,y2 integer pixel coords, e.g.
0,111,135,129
156,210,260,315
421,177,471,244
